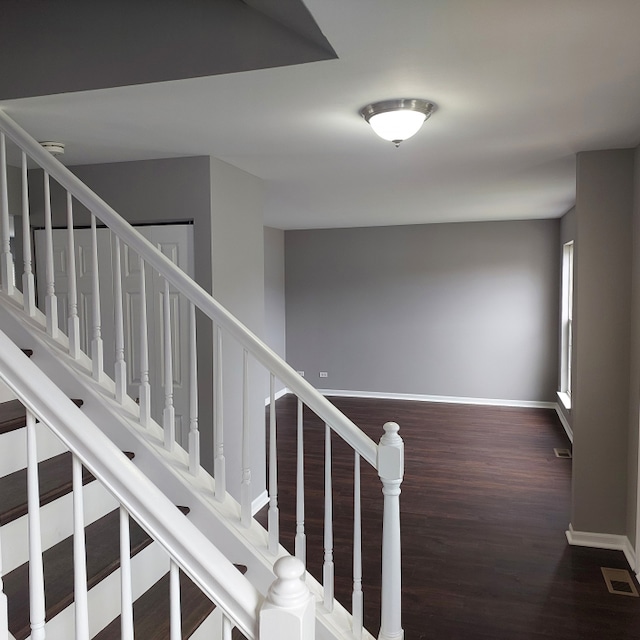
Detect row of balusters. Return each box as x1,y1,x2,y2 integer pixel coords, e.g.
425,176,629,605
0,131,367,638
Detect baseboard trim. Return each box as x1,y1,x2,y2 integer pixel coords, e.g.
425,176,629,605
566,524,636,571
251,490,269,516
317,388,556,410
264,387,289,406
554,403,573,443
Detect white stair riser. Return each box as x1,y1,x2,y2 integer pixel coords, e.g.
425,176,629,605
0,422,67,477
191,605,223,640
1,481,118,574
40,540,170,639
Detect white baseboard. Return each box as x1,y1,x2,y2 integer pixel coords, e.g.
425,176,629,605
251,490,269,515
566,524,636,571
554,403,573,443
264,387,289,406
317,388,556,410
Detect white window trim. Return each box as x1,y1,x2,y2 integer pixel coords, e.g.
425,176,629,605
559,241,574,404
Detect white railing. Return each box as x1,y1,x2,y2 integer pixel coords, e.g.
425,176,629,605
0,109,404,640
0,330,313,640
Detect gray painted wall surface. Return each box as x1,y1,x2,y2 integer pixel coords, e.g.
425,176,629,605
286,220,560,402
210,158,266,503
572,149,634,536
264,227,286,396
628,146,640,545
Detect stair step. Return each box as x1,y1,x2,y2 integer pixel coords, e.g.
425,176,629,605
0,398,83,436
94,564,247,640
22,349,33,358
4,506,190,640
0,449,133,526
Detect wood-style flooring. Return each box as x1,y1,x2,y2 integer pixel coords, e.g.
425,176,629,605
257,395,640,640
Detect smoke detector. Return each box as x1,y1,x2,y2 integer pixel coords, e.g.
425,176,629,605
39,141,65,156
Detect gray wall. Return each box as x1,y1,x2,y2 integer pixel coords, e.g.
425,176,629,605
572,149,634,536
210,158,266,504
628,146,640,546
264,227,287,395
286,220,560,402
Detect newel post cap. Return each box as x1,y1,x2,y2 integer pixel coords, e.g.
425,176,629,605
378,422,404,483
260,556,315,640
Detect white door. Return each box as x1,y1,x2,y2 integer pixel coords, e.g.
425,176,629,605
35,224,194,446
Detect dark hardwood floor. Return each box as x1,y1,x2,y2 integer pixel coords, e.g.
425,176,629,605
257,395,640,639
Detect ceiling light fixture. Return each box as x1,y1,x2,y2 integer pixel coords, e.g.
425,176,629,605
359,98,435,147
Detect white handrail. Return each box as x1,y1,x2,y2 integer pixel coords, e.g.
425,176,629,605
0,329,262,639
0,109,378,469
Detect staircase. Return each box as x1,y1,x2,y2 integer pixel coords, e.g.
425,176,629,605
0,110,405,640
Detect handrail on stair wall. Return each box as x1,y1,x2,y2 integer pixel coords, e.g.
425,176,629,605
0,109,379,468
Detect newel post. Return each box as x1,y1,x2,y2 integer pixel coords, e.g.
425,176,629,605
378,422,404,640
260,556,315,640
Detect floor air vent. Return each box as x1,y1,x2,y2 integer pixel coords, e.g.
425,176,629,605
553,448,572,459
601,567,639,597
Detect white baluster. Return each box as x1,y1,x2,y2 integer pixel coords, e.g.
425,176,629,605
169,559,182,640
222,615,232,640
0,491,7,640
21,151,35,316
26,409,46,640
138,258,151,427
241,348,252,527
43,171,58,337
214,324,225,500
352,452,363,639
72,455,89,640
66,193,80,359
0,531,7,640
119,506,134,640
112,236,126,402
163,278,175,450
323,424,334,611
378,422,404,640
188,302,200,474
260,556,315,640
268,373,279,555
295,399,306,565
90,214,103,380
0,133,14,296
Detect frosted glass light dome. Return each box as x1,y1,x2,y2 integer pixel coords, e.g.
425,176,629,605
360,99,435,147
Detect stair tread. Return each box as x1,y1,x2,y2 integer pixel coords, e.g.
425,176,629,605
0,398,84,436
93,564,247,640
0,449,133,526
4,506,179,640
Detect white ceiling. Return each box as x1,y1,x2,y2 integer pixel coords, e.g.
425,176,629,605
3,0,640,229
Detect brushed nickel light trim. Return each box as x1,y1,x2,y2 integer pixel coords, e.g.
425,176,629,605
359,98,435,147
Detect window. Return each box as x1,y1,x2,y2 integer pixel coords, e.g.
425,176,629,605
559,241,574,408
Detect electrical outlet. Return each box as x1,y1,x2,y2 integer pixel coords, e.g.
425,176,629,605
297,370,305,377
319,371,328,378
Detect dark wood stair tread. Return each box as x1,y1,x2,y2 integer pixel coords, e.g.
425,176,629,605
94,564,247,640
0,449,133,526
0,398,84,436
4,507,160,640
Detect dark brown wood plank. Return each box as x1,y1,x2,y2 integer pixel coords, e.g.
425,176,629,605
94,564,247,640
257,395,640,640
0,448,132,526
0,398,84,436
5,508,155,640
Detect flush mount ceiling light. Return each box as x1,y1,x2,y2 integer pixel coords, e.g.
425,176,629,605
359,98,435,147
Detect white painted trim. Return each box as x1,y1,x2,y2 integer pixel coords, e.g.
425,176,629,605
264,387,289,406
554,403,573,443
317,388,556,410
557,391,571,410
251,490,269,516
566,524,636,571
